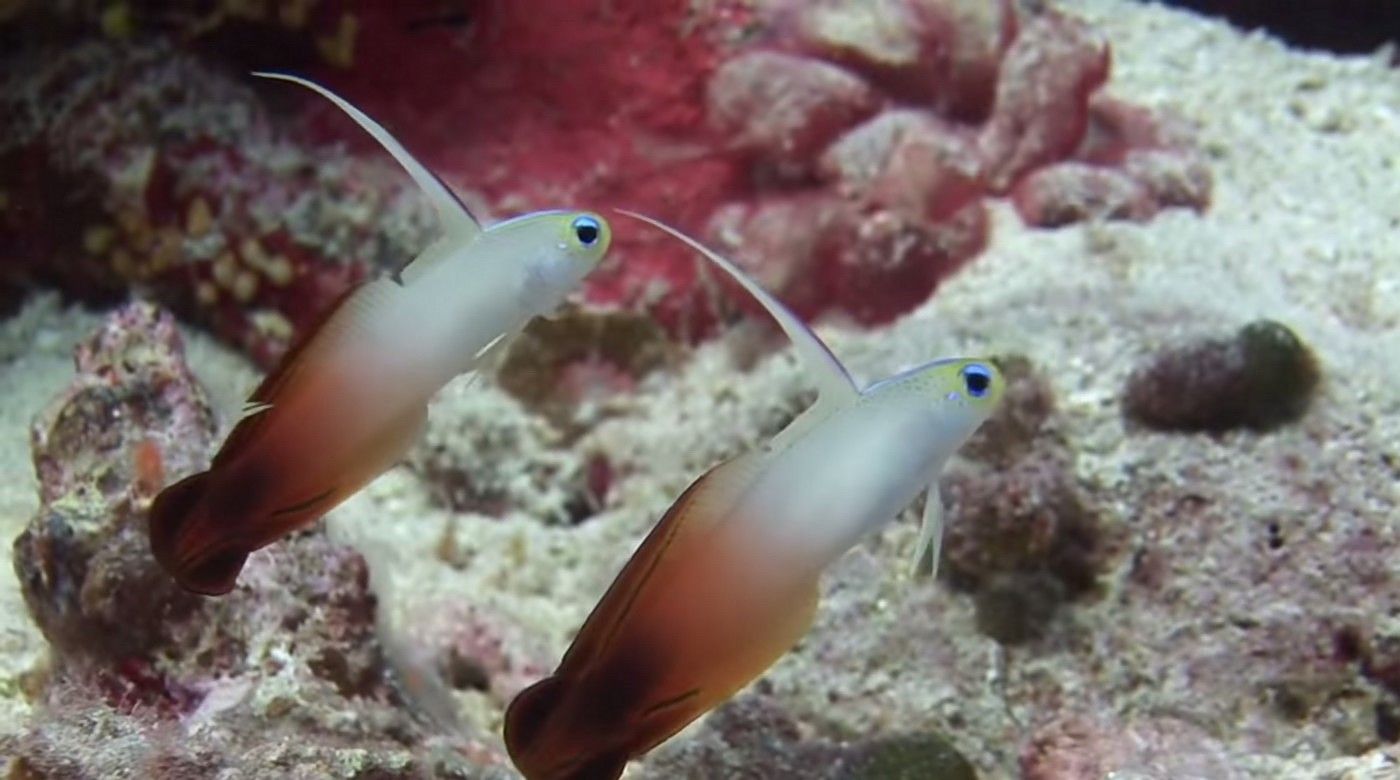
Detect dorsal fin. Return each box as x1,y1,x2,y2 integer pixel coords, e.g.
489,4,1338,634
558,449,768,677
214,278,400,468
252,72,482,243
619,211,859,405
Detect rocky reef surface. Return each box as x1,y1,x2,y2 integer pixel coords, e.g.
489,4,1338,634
1,0,1398,778
0,0,1206,366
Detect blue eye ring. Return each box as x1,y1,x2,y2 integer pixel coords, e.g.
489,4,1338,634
571,215,601,247
961,363,992,398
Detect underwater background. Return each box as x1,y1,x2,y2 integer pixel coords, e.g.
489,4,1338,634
0,0,1397,777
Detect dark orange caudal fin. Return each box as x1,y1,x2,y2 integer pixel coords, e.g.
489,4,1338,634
146,472,249,596
146,280,397,596
504,676,567,773
565,754,628,780
504,677,628,780
504,453,770,780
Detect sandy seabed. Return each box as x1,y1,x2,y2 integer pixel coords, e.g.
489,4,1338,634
2,0,1398,777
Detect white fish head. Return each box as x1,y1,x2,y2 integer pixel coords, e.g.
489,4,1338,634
486,210,612,315
871,356,1004,448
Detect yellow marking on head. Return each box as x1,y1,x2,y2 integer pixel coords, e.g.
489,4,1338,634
918,357,1004,413
555,211,612,265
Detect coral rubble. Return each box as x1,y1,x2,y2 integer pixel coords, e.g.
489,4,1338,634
637,692,977,780
0,40,431,368
15,302,217,653
1122,319,1321,433
0,0,1395,778
1,0,1210,366
6,303,503,777
941,356,1117,644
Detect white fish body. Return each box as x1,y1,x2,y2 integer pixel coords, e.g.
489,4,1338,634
149,74,613,596
503,214,1002,780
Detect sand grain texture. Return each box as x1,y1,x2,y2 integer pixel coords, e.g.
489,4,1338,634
1,1,1398,777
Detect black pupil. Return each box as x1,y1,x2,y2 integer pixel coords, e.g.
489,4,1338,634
575,221,598,245
965,369,989,394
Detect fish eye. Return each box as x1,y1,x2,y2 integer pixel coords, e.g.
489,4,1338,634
961,363,992,398
571,215,601,247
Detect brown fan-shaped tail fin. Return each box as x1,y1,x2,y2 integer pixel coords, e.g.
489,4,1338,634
148,472,207,571
504,675,569,769
147,472,249,596
172,549,250,597
506,675,630,778
565,752,628,780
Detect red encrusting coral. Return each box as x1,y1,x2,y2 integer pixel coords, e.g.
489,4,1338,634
0,39,422,368
0,0,1210,362
95,657,202,718
314,0,1207,332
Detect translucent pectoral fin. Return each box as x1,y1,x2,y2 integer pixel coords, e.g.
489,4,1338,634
471,330,514,374
438,329,516,390
911,482,945,580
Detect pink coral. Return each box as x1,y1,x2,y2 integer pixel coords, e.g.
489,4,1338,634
0,40,427,368
2,0,1209,362
1014,94,1213,226
820,110,984,219
668,0,1204,329
707,51,880,170
1021,714,1236,780
977,9,1112,192
780,0,1017,117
